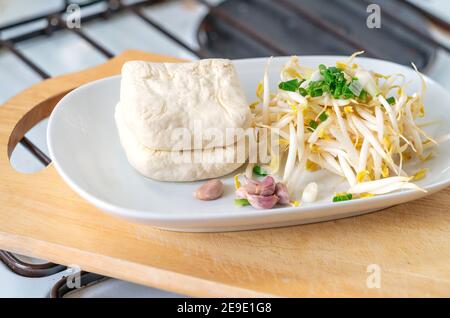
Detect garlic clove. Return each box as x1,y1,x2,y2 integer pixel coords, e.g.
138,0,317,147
194,179,224,201
242,182,259,195
243,176,276,196
235,187,248,199
259,176,277,196
247,194,279,209
275,182,290,205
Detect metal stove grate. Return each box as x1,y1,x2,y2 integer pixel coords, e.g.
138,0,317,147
0,0,448,281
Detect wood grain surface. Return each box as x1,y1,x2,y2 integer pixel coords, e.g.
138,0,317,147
0,50,449,297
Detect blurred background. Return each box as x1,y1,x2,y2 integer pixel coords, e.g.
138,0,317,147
1,0,450,297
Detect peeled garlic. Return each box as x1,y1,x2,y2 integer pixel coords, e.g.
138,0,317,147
302,182,318,203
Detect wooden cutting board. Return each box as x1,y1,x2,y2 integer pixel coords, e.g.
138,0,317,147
1,50,449,297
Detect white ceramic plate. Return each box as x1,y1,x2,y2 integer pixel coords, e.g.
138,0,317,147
47,56,450,232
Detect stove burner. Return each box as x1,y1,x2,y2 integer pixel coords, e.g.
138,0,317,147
198,0,437,70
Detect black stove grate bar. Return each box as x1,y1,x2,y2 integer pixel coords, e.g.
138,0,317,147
131,7,206,58
400,0,450,32
0,40,50,79
0,40,53,167
0,0,114,32
19,137,52,167
1,0,201,63
0,250,66,278
65,25,115,58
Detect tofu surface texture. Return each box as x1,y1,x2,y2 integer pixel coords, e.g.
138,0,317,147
119,59,251,151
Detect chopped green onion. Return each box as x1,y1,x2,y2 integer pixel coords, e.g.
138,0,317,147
332,193,353,202
309,120,319,131
359,89,367,100
386,97,396,105
278,79,301,92
342,88,354,99
235,199,250,206
302,65,356,99
310,88,324,97
299,87,308,96
253,165,268,177
319,111,329,122
319,64,327,74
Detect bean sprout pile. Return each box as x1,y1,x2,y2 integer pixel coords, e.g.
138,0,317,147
250,52,436,203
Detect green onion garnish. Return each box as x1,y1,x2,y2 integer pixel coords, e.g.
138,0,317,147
278,79,301,92
332,193,353,202
310,88,324,97
278,65,364,100
302,65,357,99
309,120,319,131
319,64,327,74
359,89,367,100
235,199,250,206
299,87,308,96
386,97,396,105
319,111,329,122
253,165,268,177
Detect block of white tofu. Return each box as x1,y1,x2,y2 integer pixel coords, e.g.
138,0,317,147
118,59,252,151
